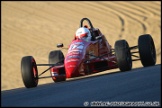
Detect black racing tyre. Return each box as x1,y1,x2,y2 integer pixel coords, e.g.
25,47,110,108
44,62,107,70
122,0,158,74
115,40,132,72
21,56,38,88
49,50,65,82
49,50,64,64
138,34,156,67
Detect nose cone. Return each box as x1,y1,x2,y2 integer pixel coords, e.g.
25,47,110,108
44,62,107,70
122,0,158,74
64,39,87,78
65,61,80,78
66,67,78,78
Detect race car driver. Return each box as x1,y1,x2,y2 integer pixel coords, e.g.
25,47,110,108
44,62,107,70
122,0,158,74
75,26,92,42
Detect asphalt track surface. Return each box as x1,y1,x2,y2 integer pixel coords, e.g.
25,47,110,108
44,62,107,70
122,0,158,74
1,64,161,107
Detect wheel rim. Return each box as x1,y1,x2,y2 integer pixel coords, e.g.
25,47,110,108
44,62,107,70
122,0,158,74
126,44,132,68
32,59,38,84
150,43,156,62
127,50,132,67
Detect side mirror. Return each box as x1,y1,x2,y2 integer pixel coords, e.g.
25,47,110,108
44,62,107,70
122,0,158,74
57,43,64,48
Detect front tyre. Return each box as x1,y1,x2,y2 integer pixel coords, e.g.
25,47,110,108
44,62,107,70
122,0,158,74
115,40,132,71
21,56,38,88
49,50,65,82
138,34,156,67
49,50,64,64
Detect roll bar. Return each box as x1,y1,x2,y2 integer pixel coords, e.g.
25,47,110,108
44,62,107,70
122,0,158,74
80,18,94,29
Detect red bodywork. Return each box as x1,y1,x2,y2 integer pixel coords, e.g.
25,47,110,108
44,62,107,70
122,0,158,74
50,28,118,81
21,18,156,88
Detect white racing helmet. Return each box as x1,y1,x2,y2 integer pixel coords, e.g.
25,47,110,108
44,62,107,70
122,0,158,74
75,27,92,41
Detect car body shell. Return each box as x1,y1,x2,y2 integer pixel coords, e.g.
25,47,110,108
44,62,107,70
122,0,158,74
50,28,118,80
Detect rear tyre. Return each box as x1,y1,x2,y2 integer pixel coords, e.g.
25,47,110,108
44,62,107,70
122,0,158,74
138,34,156,67
49,50,65,82
115,40,132,71
21,56,38,88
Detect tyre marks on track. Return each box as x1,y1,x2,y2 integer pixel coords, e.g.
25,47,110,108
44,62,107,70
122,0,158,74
100,2,147,36
94,1,160,64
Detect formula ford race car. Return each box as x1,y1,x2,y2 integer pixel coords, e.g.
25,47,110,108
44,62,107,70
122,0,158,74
21,18,156,88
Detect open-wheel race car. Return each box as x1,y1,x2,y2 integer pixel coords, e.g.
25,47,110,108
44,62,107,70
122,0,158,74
21,18,156,88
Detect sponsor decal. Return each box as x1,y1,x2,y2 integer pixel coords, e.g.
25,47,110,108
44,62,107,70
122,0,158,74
68,42,84,53
68,50,83,53
67,65,76,68
65,59,79,63
51,72,58,76
67,55,80,59
67,51,80,55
